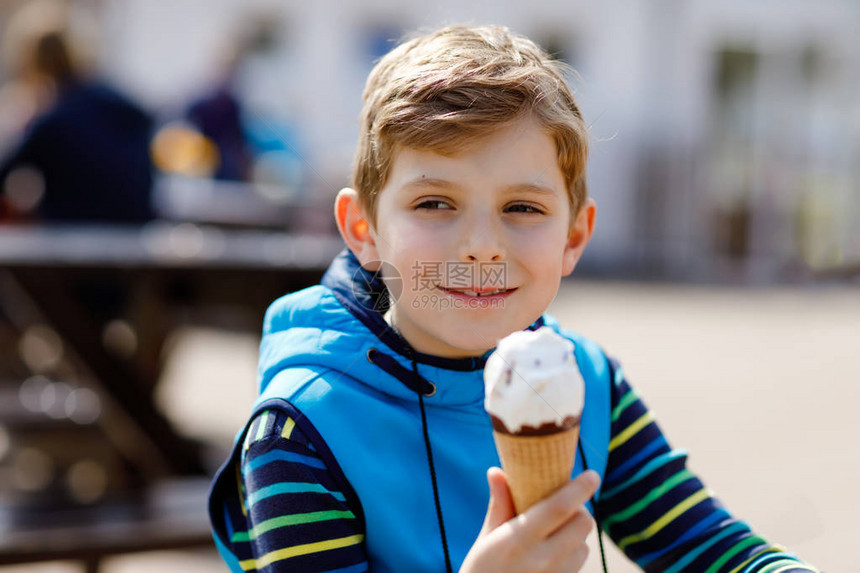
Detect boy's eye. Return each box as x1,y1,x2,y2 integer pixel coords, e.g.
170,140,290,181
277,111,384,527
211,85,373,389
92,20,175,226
505,203,544,214
415,200,453,210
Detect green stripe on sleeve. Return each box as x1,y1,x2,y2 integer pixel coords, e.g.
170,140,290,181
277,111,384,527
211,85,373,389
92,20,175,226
618,488,711,551
602,469,696,529
612,389,639,422
704,535,769,573
231,509,356,542
254,410,270,443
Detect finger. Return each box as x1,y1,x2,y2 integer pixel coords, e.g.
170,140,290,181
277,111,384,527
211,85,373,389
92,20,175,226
546,507,594,550
481,467,516,534
518,470,599,540
536,512,593,573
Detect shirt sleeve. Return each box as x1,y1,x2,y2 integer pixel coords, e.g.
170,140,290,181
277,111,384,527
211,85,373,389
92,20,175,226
596,358,819,572
220,408,369,572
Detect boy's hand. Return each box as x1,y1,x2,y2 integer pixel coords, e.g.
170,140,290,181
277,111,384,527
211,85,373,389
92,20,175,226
460,468,599,573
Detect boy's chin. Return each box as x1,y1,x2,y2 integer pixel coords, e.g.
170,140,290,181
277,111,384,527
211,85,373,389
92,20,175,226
436,327,528,358
418,332,494,359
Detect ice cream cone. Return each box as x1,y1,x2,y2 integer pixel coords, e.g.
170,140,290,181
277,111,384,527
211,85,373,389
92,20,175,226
493,425,579,514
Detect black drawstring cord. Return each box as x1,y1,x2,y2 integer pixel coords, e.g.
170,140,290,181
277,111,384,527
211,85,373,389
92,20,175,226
579,440,609,573
411,354,453,573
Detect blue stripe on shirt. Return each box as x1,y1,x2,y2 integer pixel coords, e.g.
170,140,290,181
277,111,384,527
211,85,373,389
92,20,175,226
741,551,809,571
244,449,328,473
637,509,732,566
600,449,687,501
321,563,370,573
605,435,668,484
661,520,750,573
248,482,347,507
223,504,235,538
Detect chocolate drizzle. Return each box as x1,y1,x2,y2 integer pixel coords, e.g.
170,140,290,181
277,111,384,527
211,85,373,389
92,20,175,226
490,414,581,435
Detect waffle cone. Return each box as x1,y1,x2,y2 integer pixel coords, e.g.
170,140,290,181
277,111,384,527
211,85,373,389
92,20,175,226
493,426,579,514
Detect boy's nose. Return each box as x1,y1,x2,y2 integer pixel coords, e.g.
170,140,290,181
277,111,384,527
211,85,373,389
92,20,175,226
458,218,506,262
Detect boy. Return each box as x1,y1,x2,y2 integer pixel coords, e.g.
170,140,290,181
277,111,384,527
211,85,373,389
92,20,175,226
208,25,818,572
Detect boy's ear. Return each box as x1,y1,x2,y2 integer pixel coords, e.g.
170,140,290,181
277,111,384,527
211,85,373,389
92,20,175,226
334,187,381,270
561,198,596,277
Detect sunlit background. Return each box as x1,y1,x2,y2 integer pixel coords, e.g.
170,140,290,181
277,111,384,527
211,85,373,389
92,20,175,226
0,1,857,572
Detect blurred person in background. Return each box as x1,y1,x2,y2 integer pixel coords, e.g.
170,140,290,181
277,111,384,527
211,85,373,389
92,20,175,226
0,0,155,224
184,36,253,182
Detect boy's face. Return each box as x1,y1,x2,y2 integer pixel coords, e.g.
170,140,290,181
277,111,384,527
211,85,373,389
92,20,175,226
340,117,595,358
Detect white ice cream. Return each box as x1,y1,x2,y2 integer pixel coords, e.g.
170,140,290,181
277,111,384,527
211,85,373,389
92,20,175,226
484,327,584,433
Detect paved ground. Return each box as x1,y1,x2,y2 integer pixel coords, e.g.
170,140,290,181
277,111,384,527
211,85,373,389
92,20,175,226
5,280,856,572
549,281,858,572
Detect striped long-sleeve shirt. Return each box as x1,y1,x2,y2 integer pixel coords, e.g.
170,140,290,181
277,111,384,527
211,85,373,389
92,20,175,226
217,359,818,572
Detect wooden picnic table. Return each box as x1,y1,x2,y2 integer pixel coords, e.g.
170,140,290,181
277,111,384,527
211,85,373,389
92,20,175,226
0,223,344,569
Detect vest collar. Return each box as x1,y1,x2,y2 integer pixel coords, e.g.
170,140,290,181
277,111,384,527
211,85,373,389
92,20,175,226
316,249,545,406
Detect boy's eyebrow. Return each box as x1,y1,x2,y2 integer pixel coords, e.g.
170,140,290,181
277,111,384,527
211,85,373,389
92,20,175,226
401,177,460,191
401,177,560,197
500,183,560,196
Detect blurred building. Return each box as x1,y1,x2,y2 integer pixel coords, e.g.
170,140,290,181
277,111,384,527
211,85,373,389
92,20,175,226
2,0,858,281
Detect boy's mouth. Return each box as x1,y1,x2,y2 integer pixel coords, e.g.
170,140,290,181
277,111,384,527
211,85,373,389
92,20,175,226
438,286,517,298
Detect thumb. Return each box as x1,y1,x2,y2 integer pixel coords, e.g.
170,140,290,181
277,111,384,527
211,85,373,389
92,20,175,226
481,467,516,534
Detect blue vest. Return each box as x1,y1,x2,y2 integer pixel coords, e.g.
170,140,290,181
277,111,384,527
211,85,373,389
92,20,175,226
212,324,612,573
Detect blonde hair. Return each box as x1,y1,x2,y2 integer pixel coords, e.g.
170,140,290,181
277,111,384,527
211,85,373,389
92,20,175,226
352,25,588,222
